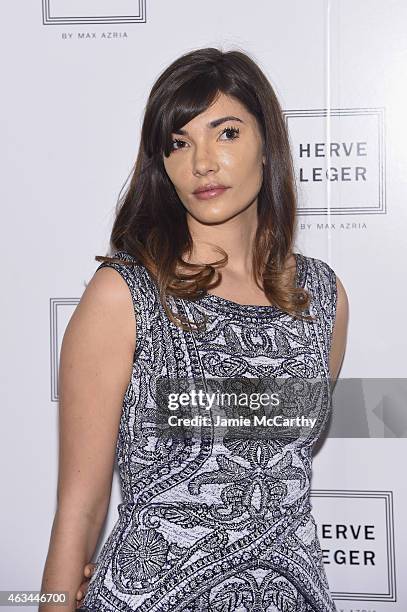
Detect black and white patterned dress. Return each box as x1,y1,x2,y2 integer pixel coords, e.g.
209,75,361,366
80,250,338,612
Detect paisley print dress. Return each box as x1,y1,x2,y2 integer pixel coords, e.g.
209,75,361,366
80,250,338,612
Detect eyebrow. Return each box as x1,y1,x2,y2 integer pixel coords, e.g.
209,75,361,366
173,115,244,136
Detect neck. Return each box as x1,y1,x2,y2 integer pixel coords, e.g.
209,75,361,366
185,201,258,278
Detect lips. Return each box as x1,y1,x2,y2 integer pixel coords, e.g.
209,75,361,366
193,183,229,194
192,186,230,200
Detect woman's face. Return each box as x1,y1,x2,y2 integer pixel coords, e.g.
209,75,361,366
162,92,265,225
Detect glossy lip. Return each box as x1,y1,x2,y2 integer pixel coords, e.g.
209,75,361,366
193,183,229,194
193,187,230,200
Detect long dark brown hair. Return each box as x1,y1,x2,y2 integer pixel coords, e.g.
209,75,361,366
95,47,312,331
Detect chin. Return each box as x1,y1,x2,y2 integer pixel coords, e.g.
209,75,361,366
183,194,254,222
194,210,244,225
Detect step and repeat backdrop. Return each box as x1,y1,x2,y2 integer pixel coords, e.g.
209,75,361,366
1,0,406,609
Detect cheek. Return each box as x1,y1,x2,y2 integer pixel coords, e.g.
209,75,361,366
164,159,189,191
222,139,262,170
225,149,263,191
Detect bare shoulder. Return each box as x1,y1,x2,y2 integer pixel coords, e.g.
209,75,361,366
77,265,137,354
62,265,137,399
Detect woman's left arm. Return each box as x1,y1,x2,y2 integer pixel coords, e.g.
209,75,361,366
329,275,349,382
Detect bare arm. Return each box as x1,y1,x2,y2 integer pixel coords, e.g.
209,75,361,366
329,274,349,382
39,266,136,611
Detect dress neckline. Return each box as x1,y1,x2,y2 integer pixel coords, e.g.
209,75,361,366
110,249,306,319
194,252,304,317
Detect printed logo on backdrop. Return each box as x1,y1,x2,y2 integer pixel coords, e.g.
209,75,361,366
312,490,396,601
50,298,79,401
42,0,146,25
284,108,386,215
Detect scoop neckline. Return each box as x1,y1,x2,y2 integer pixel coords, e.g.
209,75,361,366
195,252,303,314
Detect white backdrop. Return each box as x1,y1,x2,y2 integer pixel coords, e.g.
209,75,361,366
1,0,406,609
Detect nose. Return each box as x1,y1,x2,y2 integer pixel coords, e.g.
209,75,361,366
192,142,220,176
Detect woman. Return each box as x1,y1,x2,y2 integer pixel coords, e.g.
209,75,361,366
40,47,348,611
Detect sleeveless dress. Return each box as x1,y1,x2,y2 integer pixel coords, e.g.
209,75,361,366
80,250,338,612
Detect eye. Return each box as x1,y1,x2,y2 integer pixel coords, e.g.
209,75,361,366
169,125,240,153
170,138,186,152
219,126,240,140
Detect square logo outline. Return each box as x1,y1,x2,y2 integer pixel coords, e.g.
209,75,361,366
311,489,396,601
284,108,386,216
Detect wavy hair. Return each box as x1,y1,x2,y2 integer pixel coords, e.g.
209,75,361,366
95,47,312,331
